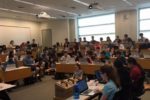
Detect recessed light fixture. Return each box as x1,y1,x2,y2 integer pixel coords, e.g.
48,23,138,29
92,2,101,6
14,0,78,15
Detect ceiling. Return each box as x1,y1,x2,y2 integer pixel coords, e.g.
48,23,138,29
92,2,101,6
0,0,150,21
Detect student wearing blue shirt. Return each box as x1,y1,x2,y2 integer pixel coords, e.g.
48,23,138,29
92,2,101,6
100,65,120,100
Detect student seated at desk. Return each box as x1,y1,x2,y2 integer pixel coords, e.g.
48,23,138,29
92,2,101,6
60,51,71,63
73,64,83,80
5,51,17,65
23,51,35,70
113,59,132,100
99,65,120,100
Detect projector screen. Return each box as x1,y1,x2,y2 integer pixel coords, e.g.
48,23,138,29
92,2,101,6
0,25,31,45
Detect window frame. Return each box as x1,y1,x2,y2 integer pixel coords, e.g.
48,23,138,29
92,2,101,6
138,7,150,40
77,13,115,41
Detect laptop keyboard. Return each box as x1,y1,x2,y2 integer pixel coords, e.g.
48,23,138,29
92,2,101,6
83,89,92,94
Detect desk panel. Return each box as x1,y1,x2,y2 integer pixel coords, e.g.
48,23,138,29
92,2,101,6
56,64,100,75
3,66,32,82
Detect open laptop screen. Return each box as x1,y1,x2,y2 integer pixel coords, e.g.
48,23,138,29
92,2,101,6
76,80,88,93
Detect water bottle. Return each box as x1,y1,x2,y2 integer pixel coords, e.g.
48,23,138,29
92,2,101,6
73,84,80,100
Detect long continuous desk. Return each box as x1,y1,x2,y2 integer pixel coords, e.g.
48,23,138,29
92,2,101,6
56,64,100,75
0,66,32,82
56,58,150,75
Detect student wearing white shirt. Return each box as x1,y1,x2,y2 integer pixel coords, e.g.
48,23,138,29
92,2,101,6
118,40,125,50
60,52,71,63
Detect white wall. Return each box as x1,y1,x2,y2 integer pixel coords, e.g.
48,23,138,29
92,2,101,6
0,9,139,46
40,19,70,45
115,10,137,41
0,17,41,45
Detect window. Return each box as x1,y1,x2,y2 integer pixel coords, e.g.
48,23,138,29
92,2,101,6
78,14,115,41
139,8,150,40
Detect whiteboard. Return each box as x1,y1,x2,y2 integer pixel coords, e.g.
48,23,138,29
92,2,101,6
0,25,31,45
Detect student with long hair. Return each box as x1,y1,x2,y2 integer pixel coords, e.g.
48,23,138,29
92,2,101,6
113,59,132,100
127,57,145,99
100,65,120,100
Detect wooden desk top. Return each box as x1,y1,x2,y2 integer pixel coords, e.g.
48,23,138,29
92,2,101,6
0,83,15,91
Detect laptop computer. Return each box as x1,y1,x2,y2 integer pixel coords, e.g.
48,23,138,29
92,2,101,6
76,80,95,96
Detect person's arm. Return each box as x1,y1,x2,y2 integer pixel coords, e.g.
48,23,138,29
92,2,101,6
5,56,9,62
100,84,110,100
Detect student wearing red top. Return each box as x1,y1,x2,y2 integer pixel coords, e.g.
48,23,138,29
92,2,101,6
127,57,145,99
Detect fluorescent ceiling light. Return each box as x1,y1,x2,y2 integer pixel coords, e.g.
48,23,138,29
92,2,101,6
122,0,133,6
14,0,78,15
0,7,35,15
73,0,89,6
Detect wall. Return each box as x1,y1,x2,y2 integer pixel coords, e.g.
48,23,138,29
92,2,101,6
0,17,41,45
0,17,75,46
0,9,139,46
40,19,71,45
115,10,138,41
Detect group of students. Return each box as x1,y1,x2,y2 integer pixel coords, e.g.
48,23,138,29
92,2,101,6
73,57,145,100
60,32,150,65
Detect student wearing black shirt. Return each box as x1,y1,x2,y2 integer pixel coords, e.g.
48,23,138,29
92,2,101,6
113,59,132,100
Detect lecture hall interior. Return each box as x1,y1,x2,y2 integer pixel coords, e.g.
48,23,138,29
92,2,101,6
0,0,150,100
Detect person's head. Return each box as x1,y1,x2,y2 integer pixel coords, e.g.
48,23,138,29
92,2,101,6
32,39,35,43
116,36,119,39
79,37,82,42
139,33,143,38
124,34,128,38
91,36,94,41
118,39,122,44
127,57,138,68
75,63,81,70
10,40,14,45
145,39,149,43
106,36,111,41
100,65,120,87
26,51,32,57
27,41,30,44
65,38,68,42
100,37,103,42
83,37,86,41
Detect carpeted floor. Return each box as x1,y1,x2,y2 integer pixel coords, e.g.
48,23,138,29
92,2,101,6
9,76,56,100
9,76,150,100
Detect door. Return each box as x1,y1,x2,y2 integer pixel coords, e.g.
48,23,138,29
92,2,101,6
42,29,52,48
